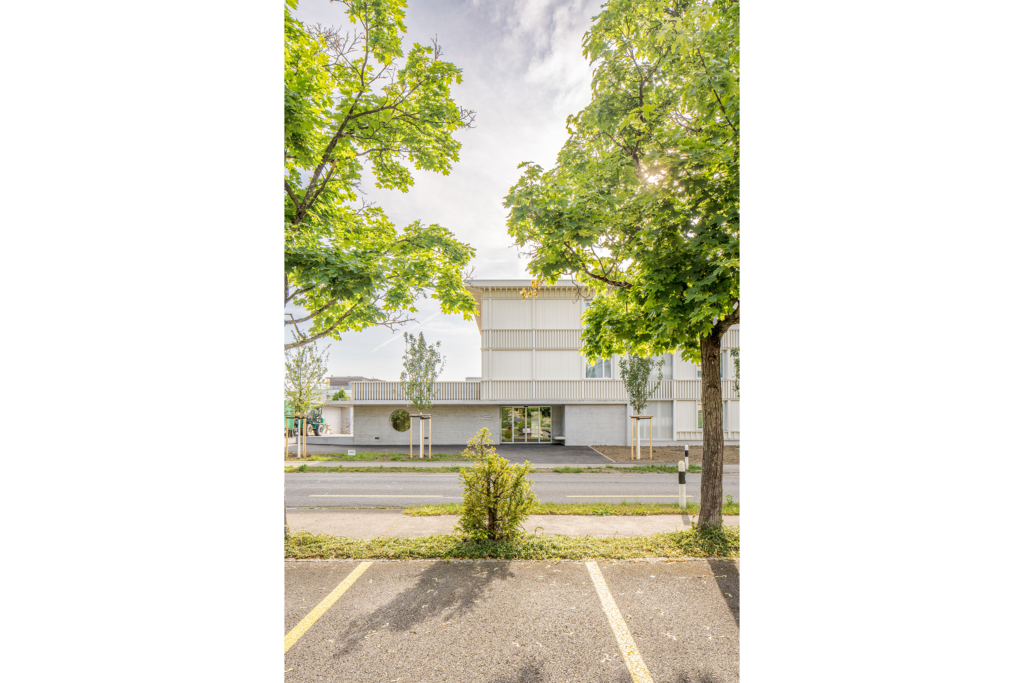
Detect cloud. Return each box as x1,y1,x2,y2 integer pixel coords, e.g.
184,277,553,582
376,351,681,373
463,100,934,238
291,0,600,380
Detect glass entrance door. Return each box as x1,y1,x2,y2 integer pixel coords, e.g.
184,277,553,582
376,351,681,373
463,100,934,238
501,406,551,443
513,407,527,442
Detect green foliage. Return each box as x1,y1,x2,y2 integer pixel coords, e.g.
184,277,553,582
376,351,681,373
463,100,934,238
730,347,739,396
503,0,739,364
456,429,537,542
618,355,665,415
284,0,478,349
330,387,350,400
285,527,739,560
284,333,330,416
399,332,445,412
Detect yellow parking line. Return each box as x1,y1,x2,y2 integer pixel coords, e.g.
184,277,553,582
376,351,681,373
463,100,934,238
586,561,654,683
284,561,372,653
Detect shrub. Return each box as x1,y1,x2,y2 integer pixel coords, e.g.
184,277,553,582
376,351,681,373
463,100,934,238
456,429,537,542
330,388,349,400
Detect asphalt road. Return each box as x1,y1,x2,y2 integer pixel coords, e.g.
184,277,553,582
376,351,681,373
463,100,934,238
286,472,740,507
285,559,739,682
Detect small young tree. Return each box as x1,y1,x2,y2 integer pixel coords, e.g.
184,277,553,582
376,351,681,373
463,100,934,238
399,331,445,458
330,387,349,401
730,347,740,397
457,429,537,542
619,355,664,459
284,332,330,456
400,332,446,411
283,333,329,538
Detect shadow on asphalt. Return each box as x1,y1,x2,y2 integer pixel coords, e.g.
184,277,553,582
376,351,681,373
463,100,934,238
332,561,515,658
675,669,731,683
707,559,740,628
483,659,544,683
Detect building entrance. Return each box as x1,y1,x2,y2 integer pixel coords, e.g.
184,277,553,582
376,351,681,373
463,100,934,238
500,406,551,443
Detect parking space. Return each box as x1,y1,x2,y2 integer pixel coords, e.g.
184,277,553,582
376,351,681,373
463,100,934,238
285,559,739,682
600,561,739,682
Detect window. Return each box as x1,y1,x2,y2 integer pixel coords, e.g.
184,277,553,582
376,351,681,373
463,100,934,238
649,352,673,381
589,358,610,378
390,410,410,432
696,401,728,431
637,401,673,440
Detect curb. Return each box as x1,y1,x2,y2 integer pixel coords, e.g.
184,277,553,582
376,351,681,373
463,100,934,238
285,557,728,563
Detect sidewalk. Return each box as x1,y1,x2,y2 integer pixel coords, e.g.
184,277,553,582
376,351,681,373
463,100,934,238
285,508,739,538
286,460,740,473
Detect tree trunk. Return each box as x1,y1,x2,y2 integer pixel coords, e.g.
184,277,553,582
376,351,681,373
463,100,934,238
699,333,725,527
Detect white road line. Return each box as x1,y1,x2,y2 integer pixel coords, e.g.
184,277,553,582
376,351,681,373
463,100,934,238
309,495,446,498
566,495,681,498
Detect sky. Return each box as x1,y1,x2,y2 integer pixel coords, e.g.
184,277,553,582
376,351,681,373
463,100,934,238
287,0,604,381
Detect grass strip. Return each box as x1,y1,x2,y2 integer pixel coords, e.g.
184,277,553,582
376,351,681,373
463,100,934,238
286,452,474,462
405,500,739,516
551,464,701,474
285,526,739,560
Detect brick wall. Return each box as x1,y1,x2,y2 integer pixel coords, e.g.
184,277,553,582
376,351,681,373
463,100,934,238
353,405,501,446
565,404,627,446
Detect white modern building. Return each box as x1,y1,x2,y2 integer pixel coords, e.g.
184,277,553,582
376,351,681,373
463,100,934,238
320,280,739,447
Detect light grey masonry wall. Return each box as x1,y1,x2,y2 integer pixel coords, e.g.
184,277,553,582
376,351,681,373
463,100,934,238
322,405,353,435
565,404,627,446
322,406,343,434
354,404,501,446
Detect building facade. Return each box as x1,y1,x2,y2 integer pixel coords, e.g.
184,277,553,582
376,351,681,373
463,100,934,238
323,280,739,447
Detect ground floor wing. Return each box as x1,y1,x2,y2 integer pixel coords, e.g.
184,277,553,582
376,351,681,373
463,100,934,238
324,400,738,448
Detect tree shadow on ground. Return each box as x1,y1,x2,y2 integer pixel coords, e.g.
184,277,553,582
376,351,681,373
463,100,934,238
707,559,739,627
674,668,730,683
331,559,514,658
483,659,545,683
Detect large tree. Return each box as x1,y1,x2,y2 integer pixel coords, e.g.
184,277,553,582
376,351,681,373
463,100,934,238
285,0,478,350
280,0,475,540
504,0,739,525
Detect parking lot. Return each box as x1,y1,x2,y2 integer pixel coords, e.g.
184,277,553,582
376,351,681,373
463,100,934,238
285,559,739,682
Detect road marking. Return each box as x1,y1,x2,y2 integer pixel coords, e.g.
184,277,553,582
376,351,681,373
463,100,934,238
284,561,372,653
567,495,680,498
309,495,445,498
586,562,654,683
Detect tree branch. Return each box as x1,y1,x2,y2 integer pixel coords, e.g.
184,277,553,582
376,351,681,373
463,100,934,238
284,180,301,209
285,320,343,350
286,297,340,324
285,284,317,305
696,48,738,136
711,299,740,338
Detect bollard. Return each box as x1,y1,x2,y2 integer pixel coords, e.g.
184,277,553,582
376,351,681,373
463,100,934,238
684,444,689,471
678,460,687,513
